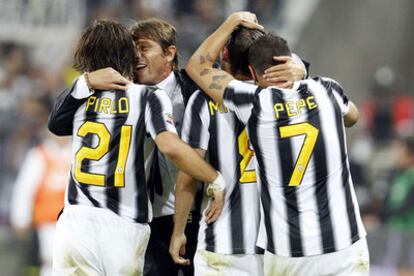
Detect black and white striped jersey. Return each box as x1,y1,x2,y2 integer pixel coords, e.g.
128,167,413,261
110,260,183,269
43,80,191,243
181,90,261,254
223,78,366,257
61,79,176,224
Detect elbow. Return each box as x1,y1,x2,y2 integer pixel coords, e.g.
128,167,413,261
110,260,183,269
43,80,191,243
344,117,358,128
158,139,181,161
47,117,72,136
185,56,198,80
47,117,60,135
344,102,359,128
344,113,359,128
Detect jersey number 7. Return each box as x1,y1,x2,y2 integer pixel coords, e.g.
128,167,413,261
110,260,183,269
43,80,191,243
279,122,319,186
74,121,132,187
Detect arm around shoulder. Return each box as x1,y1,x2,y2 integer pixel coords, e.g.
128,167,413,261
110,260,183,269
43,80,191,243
48,80,86,136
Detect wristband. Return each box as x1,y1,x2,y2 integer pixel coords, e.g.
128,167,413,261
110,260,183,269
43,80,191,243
206,172,225,197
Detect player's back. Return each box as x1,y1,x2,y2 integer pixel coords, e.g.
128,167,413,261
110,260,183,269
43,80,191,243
250,77,366,257
181,90,261,255
68,83,168,223
224,77,366,257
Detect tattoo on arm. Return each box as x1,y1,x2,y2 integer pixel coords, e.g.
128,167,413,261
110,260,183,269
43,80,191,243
209,83,222,90
200,68,212,76
206,53,214,62
212,75,228,82
199,53,214,65
208,74,228,90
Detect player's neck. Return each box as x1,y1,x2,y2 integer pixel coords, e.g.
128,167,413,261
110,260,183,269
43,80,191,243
234,74,251,81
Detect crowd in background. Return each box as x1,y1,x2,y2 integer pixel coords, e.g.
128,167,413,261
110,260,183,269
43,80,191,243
1,0,414,275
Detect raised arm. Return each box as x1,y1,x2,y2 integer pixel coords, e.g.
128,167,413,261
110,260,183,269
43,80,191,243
186,12,263,105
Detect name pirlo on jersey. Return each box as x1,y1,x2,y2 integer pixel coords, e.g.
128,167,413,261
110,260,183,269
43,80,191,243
85,95,130,114
223,78,366,257
65,82,176,224
181,90,260,255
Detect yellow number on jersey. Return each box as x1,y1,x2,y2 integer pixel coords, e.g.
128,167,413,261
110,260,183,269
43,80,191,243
74,121,132,187
279,122,319,186
238,129,256,183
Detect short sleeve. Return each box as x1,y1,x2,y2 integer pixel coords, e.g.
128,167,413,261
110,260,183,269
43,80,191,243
223,79,259,124
145,89,178,139
72,75,95,99
317,77,349,116
181,91,210,150
292,53,309,79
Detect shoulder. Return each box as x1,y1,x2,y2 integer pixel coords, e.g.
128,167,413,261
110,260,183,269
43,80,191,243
311,76,343,91
175,69,200,105
226,79,255,90
188,90,209,104
175,69,198,89
128,83,157,92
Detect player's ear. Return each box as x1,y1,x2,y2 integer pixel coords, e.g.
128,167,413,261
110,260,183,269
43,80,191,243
165,45,177,63
248,65,259,83
222,47,230,62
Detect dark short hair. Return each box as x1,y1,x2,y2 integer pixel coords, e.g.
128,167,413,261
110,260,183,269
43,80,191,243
73,20,136,79
227,27,264,76
130,18,179,70
248,33,291,75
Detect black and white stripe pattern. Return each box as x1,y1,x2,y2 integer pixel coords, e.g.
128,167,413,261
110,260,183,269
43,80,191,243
181,90,261,255
66,84,177,223
223,79,366,257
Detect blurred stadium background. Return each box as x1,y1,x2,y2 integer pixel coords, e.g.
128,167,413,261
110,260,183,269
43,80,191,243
0,0,414,275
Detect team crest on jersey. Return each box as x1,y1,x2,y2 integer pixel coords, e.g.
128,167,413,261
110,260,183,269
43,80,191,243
165,112,174,125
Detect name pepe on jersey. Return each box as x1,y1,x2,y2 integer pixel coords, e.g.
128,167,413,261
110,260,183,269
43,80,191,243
85,95,129,114
274,95,318,119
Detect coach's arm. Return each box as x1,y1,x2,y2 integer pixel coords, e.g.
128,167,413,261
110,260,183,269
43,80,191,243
48,79,87,136
49,69,133,135
186,12,263,105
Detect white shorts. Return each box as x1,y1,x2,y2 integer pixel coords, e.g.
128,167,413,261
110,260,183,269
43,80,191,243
53,205,150,276
37,223,56,266
37,223,57,276
264,238,370,276
194,249,264,276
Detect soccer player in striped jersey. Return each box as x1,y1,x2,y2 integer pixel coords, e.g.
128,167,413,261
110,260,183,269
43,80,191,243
170,27,308,275
49,18,203,276
48,20,226,275
186,12,369,276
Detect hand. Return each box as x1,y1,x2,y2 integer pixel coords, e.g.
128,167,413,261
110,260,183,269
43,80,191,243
88,67,130,91
169,233,191,266
204,189,225,224
263,56,305,88
226,12,264,31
